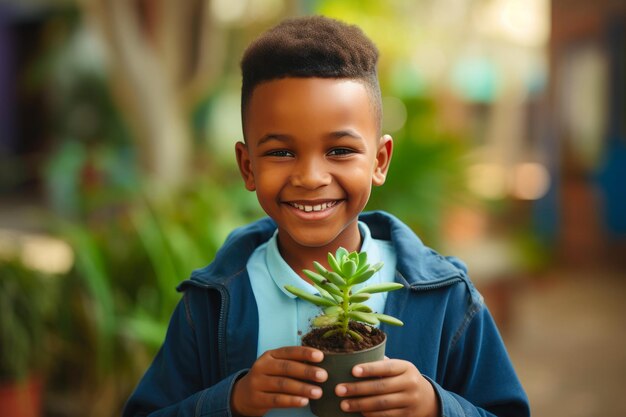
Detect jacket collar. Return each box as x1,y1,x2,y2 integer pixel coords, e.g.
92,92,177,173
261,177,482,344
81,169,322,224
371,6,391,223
182,217,276,289
183,211,465,290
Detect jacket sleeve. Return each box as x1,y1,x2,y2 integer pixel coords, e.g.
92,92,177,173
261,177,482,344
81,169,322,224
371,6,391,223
122,293,247,417
433,302,530,417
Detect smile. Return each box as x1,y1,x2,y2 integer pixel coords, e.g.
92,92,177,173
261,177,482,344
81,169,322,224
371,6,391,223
288,200,338,212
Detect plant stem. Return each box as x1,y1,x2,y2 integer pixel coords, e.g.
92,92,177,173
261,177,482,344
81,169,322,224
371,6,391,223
341,287,350,336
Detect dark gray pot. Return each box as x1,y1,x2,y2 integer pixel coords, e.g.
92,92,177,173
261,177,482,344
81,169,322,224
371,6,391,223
310,334,386,417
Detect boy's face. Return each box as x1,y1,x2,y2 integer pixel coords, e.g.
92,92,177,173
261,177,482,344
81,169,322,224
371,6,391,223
236,77,392,256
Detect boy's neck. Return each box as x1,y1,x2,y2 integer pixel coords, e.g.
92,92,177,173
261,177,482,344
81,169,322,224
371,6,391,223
276,224,363,282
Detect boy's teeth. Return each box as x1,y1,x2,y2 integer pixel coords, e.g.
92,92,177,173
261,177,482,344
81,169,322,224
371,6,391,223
292,201,334,212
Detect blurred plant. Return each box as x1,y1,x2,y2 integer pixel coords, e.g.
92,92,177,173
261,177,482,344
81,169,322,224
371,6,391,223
26,13,263,413
46,172,261,416
367,97,470,246
0,259,59,382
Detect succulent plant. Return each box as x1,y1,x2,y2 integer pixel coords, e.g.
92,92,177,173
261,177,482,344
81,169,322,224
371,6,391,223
285,247,404,342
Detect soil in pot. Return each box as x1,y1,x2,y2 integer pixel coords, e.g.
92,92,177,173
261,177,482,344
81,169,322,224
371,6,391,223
302,322,386,417
302,322,385,352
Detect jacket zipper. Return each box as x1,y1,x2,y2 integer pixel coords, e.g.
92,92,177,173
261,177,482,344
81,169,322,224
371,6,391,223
181,279,229,379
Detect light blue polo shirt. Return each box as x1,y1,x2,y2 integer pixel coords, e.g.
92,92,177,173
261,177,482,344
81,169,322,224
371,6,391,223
247,222,397,416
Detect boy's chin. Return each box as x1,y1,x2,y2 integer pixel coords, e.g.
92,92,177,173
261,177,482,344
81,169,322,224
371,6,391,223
277,222,360,251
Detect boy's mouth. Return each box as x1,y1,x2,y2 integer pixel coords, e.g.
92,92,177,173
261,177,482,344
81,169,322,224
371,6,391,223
287,200,339,213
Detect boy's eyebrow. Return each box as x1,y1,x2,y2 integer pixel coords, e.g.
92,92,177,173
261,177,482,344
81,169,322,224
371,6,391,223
329,129,363,140
257,130,363,145
257,133,291,145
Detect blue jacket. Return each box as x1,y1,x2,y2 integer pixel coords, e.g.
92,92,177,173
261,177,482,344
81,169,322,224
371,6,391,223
123,211,530,417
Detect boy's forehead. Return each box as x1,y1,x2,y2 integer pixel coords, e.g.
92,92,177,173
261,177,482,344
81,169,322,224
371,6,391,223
244,77,378,139
244,78,376,140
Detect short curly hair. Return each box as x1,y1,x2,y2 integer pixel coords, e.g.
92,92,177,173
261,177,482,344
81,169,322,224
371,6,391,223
240,15,382,134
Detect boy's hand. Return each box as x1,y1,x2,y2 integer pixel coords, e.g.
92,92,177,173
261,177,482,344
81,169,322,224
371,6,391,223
231,346,327,417
335,358,440,417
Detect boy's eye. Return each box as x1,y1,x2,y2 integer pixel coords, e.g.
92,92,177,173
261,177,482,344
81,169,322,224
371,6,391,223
265,150,294,157
328,148,354,156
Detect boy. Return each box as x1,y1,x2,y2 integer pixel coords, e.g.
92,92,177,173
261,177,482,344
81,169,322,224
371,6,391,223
124,16,529,417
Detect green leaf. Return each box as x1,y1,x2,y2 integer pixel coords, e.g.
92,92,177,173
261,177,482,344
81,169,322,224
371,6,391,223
357,251,368,268
354,263,369,278
327,271,347,287
284,285,336,307
327,252,342,274
342,260,357,277
370,261,384,272
335,247,349,262
349,293,370,303
313,261,329,277
348,311,380,325
312,315,339,327
348,268,376,285
303,269,327,286
347,329,363,341
355,282,404,294
323,328,343,338
320,281,343,297
375,313,404,326
349,303,373,313
324,305,342,315
313,284,337,303
330,293,344,303
313,261,328,277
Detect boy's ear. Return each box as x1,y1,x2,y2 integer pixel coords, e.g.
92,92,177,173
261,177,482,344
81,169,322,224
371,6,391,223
235,141,256,191
372,134,393,186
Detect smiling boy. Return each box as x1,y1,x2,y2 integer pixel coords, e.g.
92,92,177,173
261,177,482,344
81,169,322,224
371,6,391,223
235,76,391,275
124,16,529,417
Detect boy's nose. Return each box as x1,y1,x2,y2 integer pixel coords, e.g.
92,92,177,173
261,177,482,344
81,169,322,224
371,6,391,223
290,158,332,189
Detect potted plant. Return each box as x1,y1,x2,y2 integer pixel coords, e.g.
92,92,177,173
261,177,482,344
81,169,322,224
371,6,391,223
285,247,404,417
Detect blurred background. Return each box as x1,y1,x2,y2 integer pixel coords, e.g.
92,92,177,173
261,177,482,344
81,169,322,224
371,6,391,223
0,0,624,416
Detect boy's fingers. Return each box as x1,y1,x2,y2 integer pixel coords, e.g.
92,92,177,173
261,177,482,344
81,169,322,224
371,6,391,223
258,393,311,409
233,373,315,416
336,375,404,397
270,346,324,362
340,392,407,413
352,358,405,378
266,357,327,382
265,376,323,399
